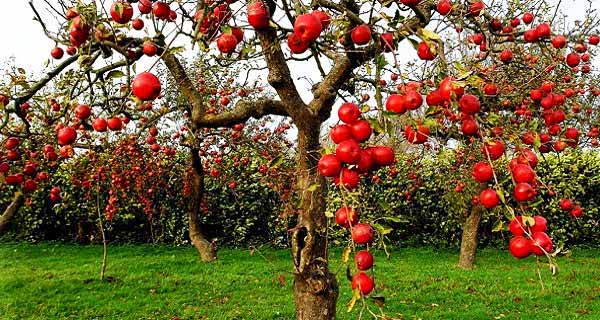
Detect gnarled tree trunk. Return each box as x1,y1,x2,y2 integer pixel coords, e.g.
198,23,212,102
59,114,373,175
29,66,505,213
188,148,217,262
292,121,338,320
0,192,24,235
458,205,482,269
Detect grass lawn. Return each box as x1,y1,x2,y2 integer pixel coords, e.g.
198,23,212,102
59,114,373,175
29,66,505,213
0,243,598,319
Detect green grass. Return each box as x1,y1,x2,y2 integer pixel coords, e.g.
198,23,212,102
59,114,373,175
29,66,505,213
0,244,598,319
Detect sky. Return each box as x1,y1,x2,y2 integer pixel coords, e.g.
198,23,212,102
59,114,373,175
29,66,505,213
1,0,596,72
0,0,597,112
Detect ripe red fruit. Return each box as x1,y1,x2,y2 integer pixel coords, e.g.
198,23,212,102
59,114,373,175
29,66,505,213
287,33,309,54
570,206,583,218
107,116,123,131
138,0,152,14
110,1,134,24
472,162,493,183
143,42,158,56
400,0,421,6
417,41,436,60
369,146,395,167
132,18,144,30
531,216,547,233
335,140,361,164
468,1,484,16
535,23,551,38
57,127,77,146
522,12,534,24
352,223,374,244
51,47,64,59
404,124,429,144
509,236,532,259
479,189,500,209
5,137,19,150
380,32,395,52
483,83,498,96
351,272,374,295
335,168,360,189
509,216,526,236
589,35,600,45
386,94,406,114
437,0,452,15
481,140,505,160
311,10,330,29
330,124,353,144
351,25,371,45
565,53,580,68
530,232,553,256
499,49,513,63
355,250,374,270
217,33,238,54
404,90,423,110
318,154,342,177
132,72,161,100
356,150,373,173
559,198,573,211
335,207,359,228
461,118,479,136
74,104,91,119
523,29,538,43
294,14,322,43
513,182,536,202
92,118,108,132
511,164,535,183
338,103,361,124
350,120,372,143
152,2,171,20
565,127,579,141
551,35,566,49
459,94,481,114
248,1,270,30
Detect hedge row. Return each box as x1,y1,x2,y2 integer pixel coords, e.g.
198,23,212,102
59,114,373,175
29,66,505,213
2,151,599,248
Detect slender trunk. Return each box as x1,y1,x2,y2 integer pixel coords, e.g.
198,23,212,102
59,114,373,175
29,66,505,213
188,148,217,262
292,121,338,320
0,192,24,235
99,217,108,281
458,205,482,270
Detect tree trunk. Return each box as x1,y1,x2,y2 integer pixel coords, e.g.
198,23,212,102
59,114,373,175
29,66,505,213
188,148,217,262
458,205,482,269
292,121,338,320
0,192,24,235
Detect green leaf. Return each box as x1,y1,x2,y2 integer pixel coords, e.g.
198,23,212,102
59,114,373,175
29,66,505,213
492,220,504,232
306,184,319,192
106,70,125,79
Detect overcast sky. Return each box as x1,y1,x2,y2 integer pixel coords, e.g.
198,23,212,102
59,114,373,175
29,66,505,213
1,0,596,72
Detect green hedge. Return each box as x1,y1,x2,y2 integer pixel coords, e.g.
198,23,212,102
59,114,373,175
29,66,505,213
2,151,599,249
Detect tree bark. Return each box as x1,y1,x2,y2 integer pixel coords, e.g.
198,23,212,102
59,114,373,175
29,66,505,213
188,148,217,262
458,205,482,270
292,121,338,320
0,192,24,235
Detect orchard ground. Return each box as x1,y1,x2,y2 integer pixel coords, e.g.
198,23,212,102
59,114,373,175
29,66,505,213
0,244,598,319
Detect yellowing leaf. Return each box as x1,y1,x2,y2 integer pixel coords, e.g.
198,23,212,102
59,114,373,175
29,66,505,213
347,288,361,312
420,28,441,41
342,246,351,263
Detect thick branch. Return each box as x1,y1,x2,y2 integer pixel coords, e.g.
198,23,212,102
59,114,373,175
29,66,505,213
13,54,79,106
0,192,25,234
310,2,436,120
161,51,205,125
197,98,288,128
256,28,307,118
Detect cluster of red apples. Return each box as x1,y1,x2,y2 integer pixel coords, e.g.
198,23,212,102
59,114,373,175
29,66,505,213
317,103,395,296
